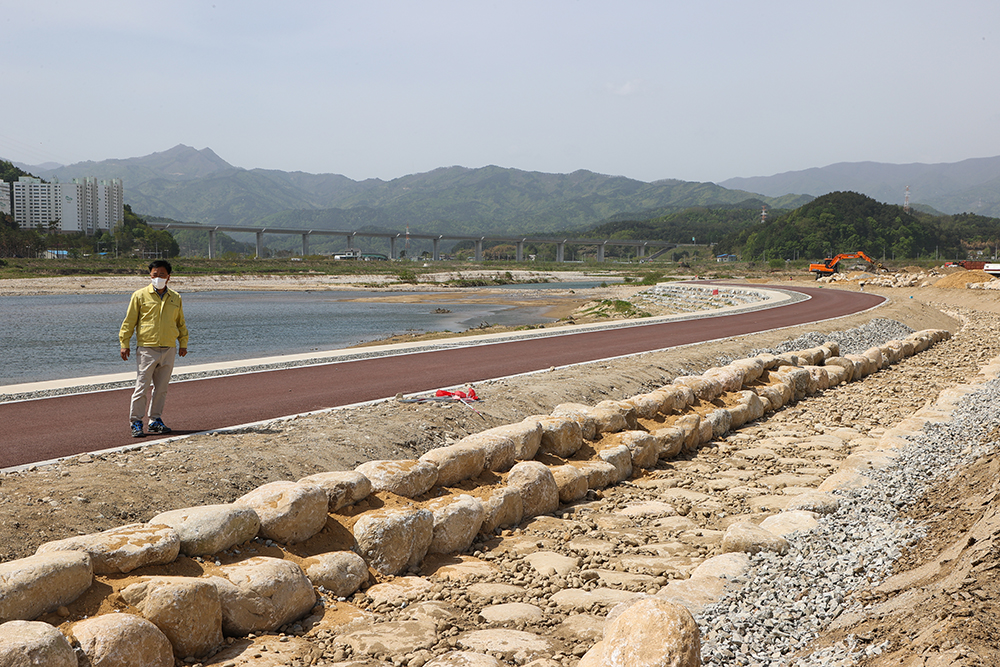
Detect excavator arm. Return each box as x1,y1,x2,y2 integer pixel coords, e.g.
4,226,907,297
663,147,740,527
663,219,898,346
809,251,880,276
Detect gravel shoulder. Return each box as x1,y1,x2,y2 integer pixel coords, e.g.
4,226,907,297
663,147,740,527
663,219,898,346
3,277,1000,665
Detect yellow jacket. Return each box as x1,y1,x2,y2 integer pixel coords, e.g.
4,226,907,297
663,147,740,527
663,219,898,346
119,285,189,349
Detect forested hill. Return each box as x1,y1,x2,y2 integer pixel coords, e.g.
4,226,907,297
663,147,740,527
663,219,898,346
1,159,33,183
713,191,1000,261
588,201,778,245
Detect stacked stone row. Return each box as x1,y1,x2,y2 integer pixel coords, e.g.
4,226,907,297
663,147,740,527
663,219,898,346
0,329,951,665
818,270,939,288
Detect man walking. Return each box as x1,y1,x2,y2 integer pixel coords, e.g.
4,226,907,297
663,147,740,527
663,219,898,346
119,260,189,437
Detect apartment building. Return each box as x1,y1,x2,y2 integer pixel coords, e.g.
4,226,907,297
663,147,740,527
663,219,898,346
0,180,10,216
11,176,124,234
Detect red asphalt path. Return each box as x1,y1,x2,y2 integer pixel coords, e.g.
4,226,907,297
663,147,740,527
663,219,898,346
1,285,885,469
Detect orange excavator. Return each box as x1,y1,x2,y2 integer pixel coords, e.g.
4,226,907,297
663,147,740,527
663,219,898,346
809,251,883,277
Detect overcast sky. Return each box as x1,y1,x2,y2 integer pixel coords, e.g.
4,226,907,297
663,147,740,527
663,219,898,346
2,1,998,184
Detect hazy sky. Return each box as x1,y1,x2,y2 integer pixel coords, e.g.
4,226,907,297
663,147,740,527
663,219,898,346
3,1,998,183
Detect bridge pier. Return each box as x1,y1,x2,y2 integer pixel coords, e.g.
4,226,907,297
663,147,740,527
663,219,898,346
208,229,216,259
302,233,309,256
475,239,483,262
556,242,565,263
637,244,645,260
433,238,440,261
516,240,524,262
597,243,606,262
255,231,264,258
390,236,397,260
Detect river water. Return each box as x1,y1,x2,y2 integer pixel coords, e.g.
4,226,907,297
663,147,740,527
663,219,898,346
0,283,605,386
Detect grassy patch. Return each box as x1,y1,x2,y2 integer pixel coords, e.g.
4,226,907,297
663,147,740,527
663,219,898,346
580,298,651,319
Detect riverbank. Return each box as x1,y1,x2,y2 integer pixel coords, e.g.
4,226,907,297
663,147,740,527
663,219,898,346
0,269,622,296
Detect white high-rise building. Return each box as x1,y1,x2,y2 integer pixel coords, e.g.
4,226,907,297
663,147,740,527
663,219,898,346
11,176,124,234
0,180,10,216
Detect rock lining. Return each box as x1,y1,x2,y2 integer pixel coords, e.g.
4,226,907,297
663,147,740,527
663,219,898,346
0,319,964,666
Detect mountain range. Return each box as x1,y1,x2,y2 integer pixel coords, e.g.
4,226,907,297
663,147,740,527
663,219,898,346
12,145,806,236
10,146,1000,237
720,156,1000,218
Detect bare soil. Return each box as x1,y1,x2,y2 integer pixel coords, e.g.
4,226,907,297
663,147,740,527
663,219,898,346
3,274,1000,665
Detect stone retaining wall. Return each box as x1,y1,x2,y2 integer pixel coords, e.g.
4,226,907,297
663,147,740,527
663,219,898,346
632,285,768,313
0,329,952,665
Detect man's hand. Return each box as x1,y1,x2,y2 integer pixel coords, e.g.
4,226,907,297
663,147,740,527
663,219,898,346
179,347,188,357
120,348,130,361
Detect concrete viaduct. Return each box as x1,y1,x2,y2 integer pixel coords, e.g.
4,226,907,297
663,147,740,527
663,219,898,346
147,222,678,262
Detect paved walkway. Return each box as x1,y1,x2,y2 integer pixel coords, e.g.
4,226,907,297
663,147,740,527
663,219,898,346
0,284,885,470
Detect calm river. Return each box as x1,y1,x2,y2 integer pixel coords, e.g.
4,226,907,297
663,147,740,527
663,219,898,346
0,283,605,386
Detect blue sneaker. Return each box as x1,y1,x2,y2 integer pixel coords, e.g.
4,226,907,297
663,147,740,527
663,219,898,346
131,420,145,437
148,418,172,434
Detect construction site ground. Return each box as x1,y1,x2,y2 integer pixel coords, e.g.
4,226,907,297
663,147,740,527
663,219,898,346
1,274,999,666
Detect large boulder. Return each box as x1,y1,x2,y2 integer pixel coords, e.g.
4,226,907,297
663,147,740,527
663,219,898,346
720,522,790,555
672,414,702,454
704,409,732,439
355,459,438,498
597,444,633,483
593,400,638,432
536,416,584,458
570,460,619,490
427,495,486,554
0,620,76,667
419,442,487,487
353,508,434,576
464,421,543,468
36,523,179,575
298,470,372,510
301,551,369,597
0,551,92,623
673,374,723,401
235,481,328,544
862,347,885,371
209,557,316,636
551,404,598,441
703,365,744,392
550,464,589,503
71,613,174,667
729,357,765,385
149,504,260,557
605,431,658,470
803,365,832,391
772,367,812,400
506,461,559,518
624,392,668,419
479,486,524,534
578,597,701,667
735,391,766,421
752,384,787,412
652,427,685,460
823,356,856,383
120,576,223,659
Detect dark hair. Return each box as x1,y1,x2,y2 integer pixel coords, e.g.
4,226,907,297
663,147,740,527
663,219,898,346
149,260,172,274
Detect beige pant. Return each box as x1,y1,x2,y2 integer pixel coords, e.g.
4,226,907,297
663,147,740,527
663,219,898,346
129,346,176,422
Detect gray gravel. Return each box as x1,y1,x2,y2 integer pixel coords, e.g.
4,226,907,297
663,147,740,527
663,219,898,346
697,373,1000,667
750,317,917,358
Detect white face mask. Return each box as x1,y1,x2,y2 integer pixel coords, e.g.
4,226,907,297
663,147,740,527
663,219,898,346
151,277,168,290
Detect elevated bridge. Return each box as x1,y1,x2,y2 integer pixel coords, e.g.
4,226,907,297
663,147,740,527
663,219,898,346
146,221,678,262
